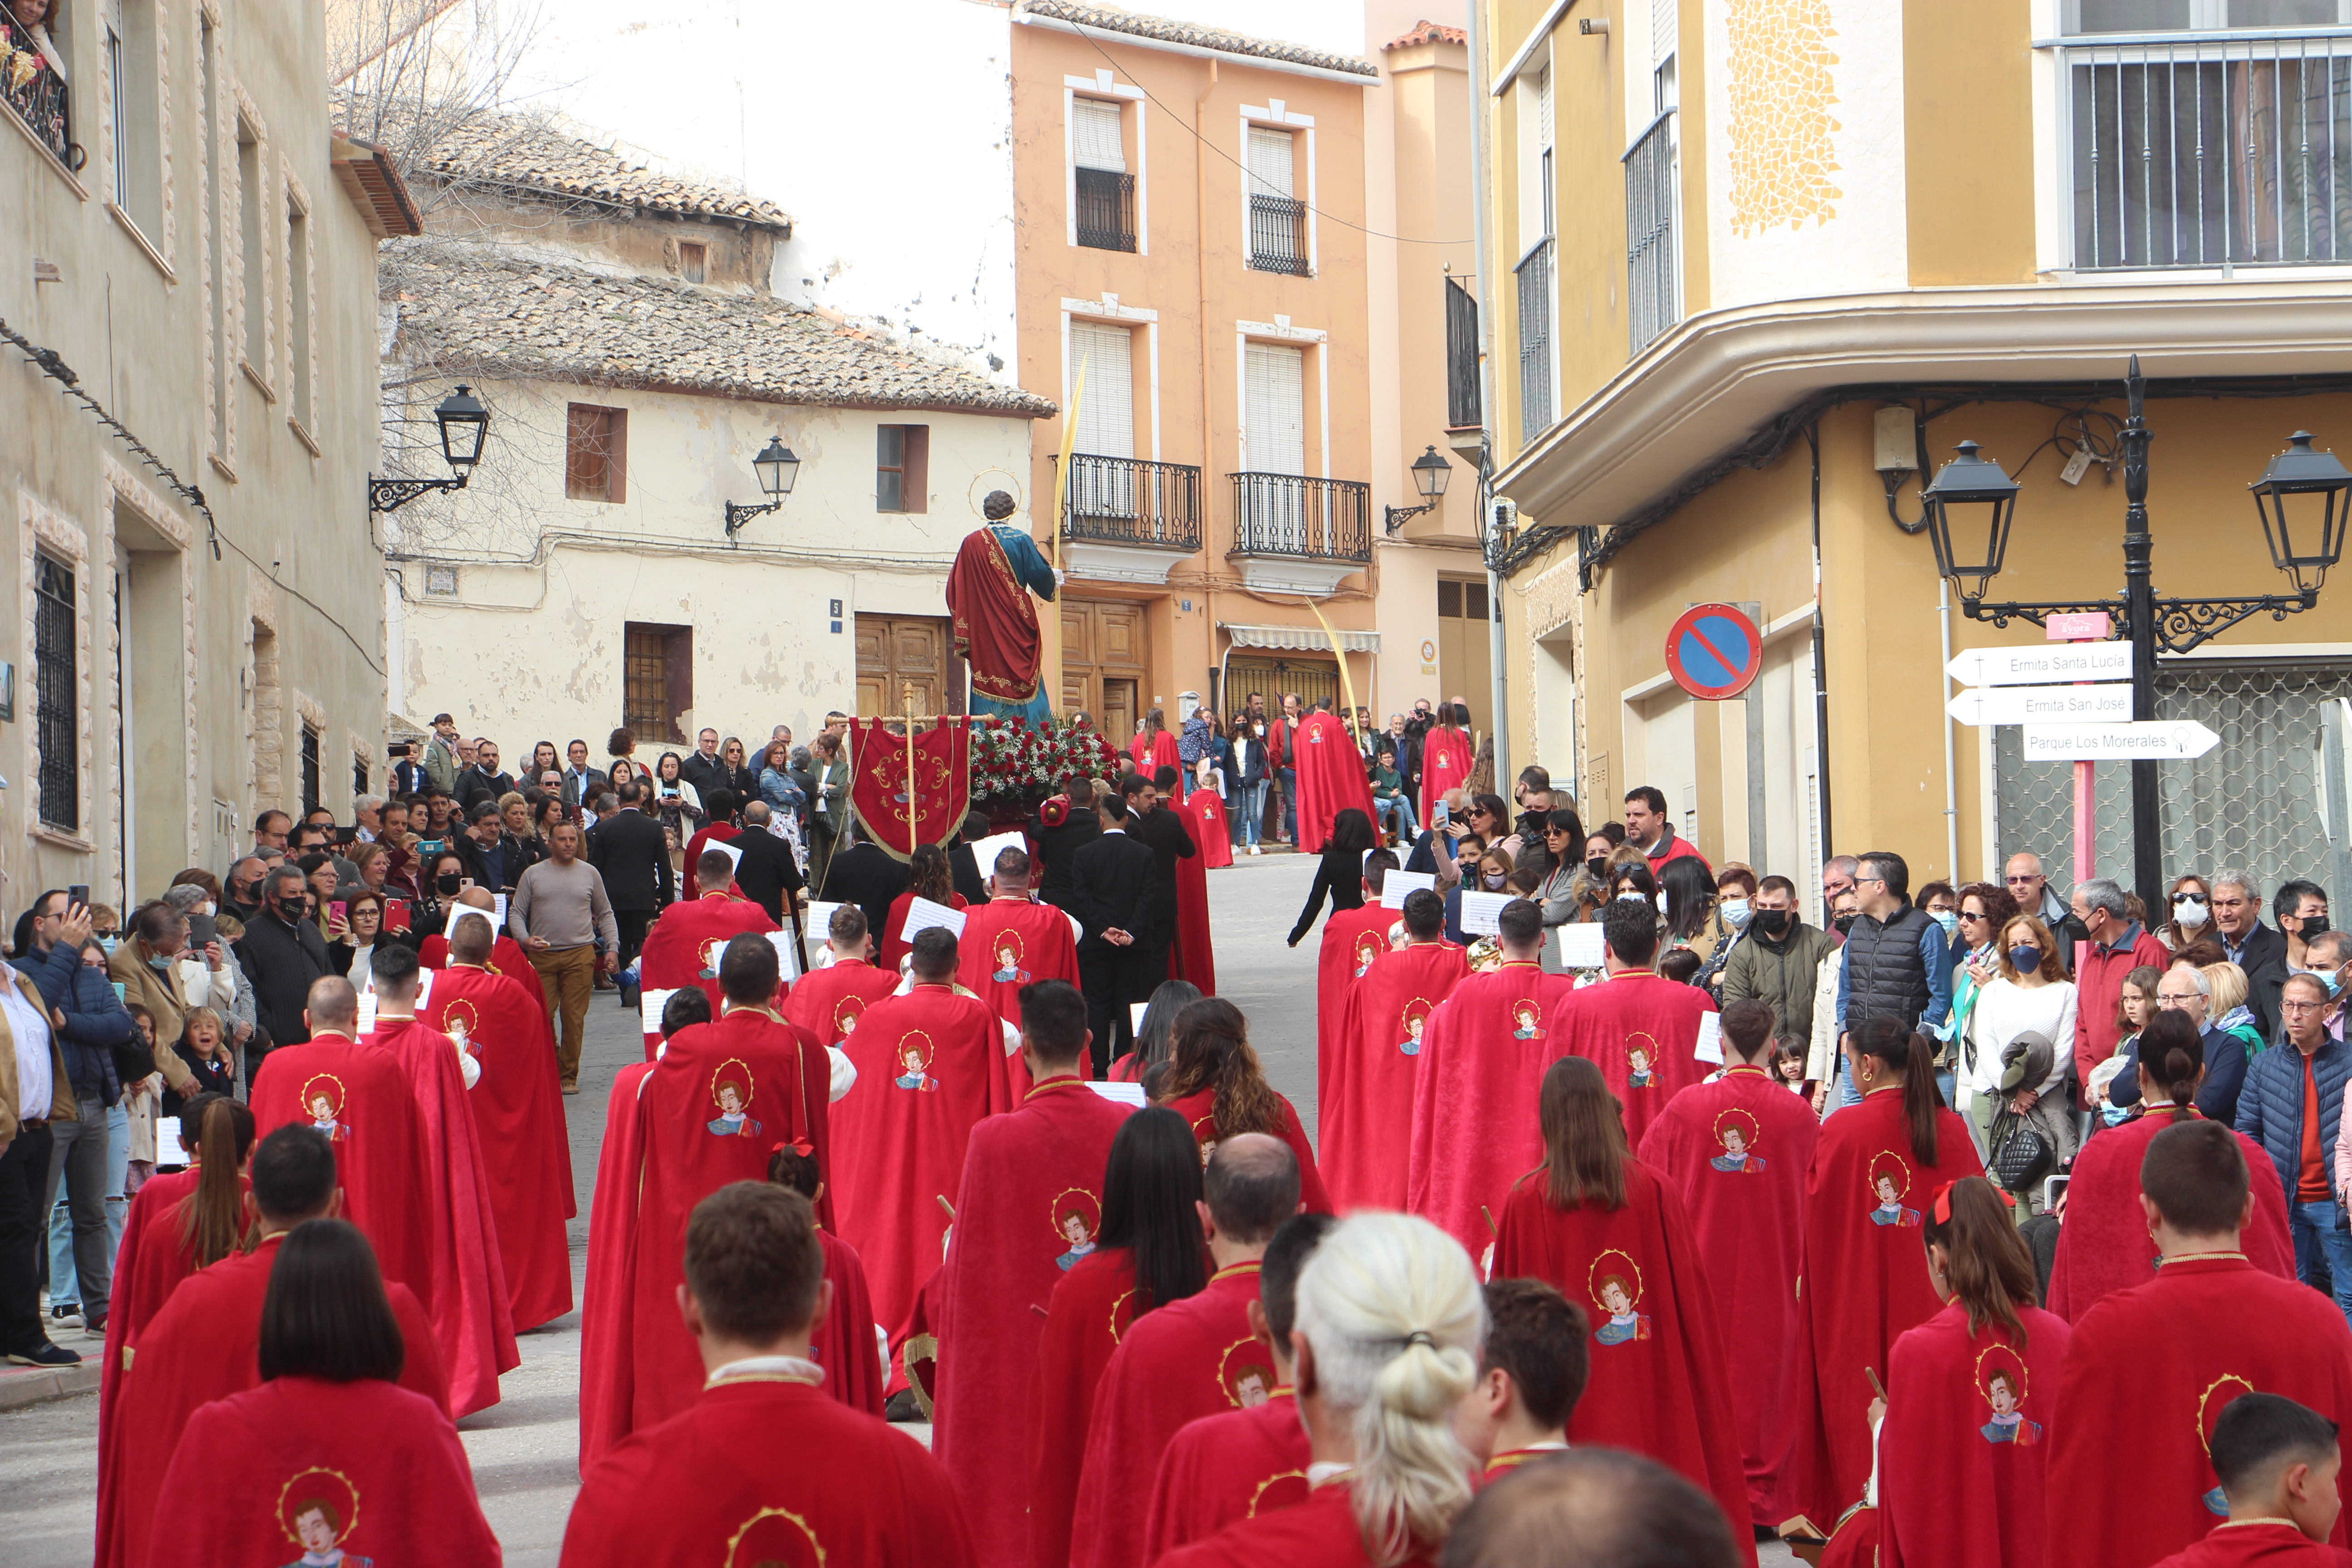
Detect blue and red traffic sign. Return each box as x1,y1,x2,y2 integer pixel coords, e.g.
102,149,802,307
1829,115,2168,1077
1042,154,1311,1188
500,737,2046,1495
1665,603,1764,701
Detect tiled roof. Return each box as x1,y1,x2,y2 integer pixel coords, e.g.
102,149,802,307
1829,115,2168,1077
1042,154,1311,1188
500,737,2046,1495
1383,20,1467,49
1015,0,1378,78
415,111,794,230
385,242,1055,417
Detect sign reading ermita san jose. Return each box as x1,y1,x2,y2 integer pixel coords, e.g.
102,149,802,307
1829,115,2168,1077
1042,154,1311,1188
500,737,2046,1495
1945,642,2134,687
1947,684,2132,726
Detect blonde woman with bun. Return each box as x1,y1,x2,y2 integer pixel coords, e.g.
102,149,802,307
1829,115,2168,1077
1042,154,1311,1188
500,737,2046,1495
1154,1211,1487,1568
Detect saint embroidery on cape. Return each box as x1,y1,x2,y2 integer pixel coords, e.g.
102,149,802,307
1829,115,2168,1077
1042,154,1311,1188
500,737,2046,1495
1352,931,1382,978
893,1033,939,1093
277,1468,369,1568
1867,1153,1922,1228
1590,1250,1652,1346
1218,1338,1278,1409
2198,1373,2259,1514
1709,1109,1766,1174
696,938,722,980
1976,1347,2042,1446
1398,998,1434,1057
832,996,867,1049
301,1076,349,1143
1053,1188,1102,1271
1626,1032,1659,1088
1511,1000,1542,1040
723,1504,826,1568
707,1060,763,1138
990,932,1030,985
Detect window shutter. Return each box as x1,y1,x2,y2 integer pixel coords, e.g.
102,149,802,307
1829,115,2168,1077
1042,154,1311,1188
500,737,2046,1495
566,405,598,497
1247,127,1294,199
1243,342,1305,475
1073,98,1126,173
1652,0,1677,68
1538,65,1553,148
1069,322,1135,458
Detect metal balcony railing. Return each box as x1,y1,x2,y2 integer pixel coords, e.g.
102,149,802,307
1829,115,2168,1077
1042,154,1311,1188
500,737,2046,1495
1514,240,1553,442
1247,193,1310,275
1624,109,1679,355
1062,454,1203,552
1228,472,1372,563
2069,32,2352,268
1074,167,1137,252
1,19,80,172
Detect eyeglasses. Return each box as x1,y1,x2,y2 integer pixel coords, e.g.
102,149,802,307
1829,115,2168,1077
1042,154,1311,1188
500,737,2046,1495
2283,999,2330,1014
2156,992,2201,1006
2005,874,2038,886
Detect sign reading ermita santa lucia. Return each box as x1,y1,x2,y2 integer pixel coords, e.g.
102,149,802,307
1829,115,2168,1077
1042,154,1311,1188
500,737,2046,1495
1943,642,2221,760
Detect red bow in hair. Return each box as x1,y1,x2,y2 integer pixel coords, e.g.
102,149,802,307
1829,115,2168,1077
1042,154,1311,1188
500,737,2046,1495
769,1137,814,1158
1931,1178,2015,1227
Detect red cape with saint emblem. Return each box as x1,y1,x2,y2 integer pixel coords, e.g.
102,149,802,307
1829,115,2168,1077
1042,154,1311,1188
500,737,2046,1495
783,956,902,1049
1403,962,1582,1264
934,1077,1136,1568
1421,725,1473,807
638,892,778,1016
149,1375,497,1568
2048,1111,2294,1323
1169,804,1217,995
2048,1256,2352,1568
1782,1089,1985,1533
1877,1301,2070,1568
1317,903,1395,1071
1072,1261,1268,1568
956,897,1082,1036
880,888,968,972
829,983,1014,1333
1551,970,1717,1148
1193,789,1234,869
1164,1086,1331,1215
816,1228,885,1416
1292,710,1376,855
1143,1387,1313,1560
101,1232,445,1568
1637,1065,1819,1523
93,1169,201,1568
1325,940,1470,1210
1028,1247,1142,1568
365,1015,520,1417
418,928,544,1020
1493,1160,1758,1567
249,1036,434,1321
1154,1481,1432,1568
1131,728,1181,774
950,525,1044,707
425,963,577,1329
2150,1524,2352,1568
578,1009,831,1468
563,1376,978,1568
680,821,740,900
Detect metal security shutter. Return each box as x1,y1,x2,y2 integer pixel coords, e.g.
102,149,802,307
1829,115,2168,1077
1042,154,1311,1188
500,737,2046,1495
1247,126,1294,198
1244,342,1305,475
1069,321,1134,458
1073,98,1125,172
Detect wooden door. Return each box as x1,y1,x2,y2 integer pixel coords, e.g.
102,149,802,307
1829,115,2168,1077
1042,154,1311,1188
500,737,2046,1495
1060,597,1149,736
1102,679,1138,746
855,614,963,718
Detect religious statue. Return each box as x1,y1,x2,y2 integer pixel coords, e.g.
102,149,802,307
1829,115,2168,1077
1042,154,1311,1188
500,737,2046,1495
945,489,1059,725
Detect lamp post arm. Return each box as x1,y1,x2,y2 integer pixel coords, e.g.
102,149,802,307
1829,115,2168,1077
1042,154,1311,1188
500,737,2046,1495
368,471,472,514
724,496,783,544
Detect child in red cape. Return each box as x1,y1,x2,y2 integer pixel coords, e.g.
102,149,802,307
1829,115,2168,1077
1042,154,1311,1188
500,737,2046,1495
1314,852,1398,1080
877,844,967,972
2150,1392,2352,1568
1324,891,1467,1211
1455,1278,1583,1483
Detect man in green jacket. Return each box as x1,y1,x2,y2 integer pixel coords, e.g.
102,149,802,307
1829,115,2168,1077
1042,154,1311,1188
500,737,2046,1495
1718,875,1836,1053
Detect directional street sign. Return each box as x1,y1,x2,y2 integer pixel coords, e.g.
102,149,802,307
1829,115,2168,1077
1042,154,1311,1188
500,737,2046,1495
1945,642,2134,687
2021,720,2221,761
1946,683,2132,726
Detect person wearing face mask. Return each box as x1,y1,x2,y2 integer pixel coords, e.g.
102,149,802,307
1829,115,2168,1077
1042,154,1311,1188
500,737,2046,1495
2278,879,2333,985
232,866,332,1074
1690,866,1758,995
1562,826,1625,925
1807,871,1867,1115
1721,876,1837,1064
2162,874,2215,953
1962,914,2079,1157
2070,876,2176,1109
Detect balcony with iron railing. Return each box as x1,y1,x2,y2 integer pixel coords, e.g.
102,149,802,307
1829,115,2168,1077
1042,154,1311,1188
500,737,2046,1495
1,17,82,175
1226,471,1371,593
1057,452,1203,585
1624,109,1679,356
1247,192,1310,276
1074,166,1137,253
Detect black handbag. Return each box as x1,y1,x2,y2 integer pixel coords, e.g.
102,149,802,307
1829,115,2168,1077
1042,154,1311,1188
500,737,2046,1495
1987,1107,2055,1194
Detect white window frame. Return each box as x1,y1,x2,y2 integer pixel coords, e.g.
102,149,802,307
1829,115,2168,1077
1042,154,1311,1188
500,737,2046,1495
1234,315,1330,478
282,162,318,452
1240,101,1317,276
1064,71,1149,255
1061,295,1161,461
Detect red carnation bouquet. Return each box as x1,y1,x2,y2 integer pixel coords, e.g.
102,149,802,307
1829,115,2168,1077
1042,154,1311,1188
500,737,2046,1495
969,715,1124,823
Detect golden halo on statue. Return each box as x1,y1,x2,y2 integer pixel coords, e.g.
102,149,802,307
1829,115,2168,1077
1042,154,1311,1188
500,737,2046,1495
968,469,1027,519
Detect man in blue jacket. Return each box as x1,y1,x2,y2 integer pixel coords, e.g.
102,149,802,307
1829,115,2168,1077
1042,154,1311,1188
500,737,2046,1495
2238,968,2352,1329
12,892,137,1336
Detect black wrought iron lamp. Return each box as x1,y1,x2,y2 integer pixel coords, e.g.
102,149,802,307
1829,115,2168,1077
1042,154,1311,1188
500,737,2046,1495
724,436,800,543
368,385,490,514
1917,440,2022,606
1384,444,1453,534
2249,431,2352,598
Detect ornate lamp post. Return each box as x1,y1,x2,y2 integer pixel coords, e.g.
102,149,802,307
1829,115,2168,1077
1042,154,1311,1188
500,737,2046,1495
725,436,799,544
1384,445,1454,534
369,385,490,514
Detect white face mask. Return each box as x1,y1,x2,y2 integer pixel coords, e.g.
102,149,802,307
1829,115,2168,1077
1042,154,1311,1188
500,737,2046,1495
2175,897,2210,930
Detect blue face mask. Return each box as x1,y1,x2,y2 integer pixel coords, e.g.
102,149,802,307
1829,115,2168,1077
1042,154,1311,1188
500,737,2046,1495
1721,899,1752,931
1931,910,1960,936
2009,945,2043,973
2294,965,2344,999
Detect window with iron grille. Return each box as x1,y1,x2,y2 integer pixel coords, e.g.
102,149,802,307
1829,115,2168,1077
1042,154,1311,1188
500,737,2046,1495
300,725,320,816
1514,240,1553,441
1246,126,1310,275
625,622,693,745
1444,277,1481,431
33,554,76,831
353,753,369,799
1073,98,1137,251
1625,110,1679,356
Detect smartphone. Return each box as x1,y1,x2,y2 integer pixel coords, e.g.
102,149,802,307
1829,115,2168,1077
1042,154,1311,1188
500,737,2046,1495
187,913,217,947
417,838,443,856
68,882,89,907
327,902,347,930
384,899,412,934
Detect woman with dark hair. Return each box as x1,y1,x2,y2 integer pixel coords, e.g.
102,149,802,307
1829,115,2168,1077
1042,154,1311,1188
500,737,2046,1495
1875,1177,2071,1568
651,749,707,844
2048,1010,2293,1321
1783,1017,1984,1531
2159,872,2214,953
151,1219,499,1568
877,843,965,971
1030,1106,1211,1568
1109,978,1204,1083
1491,1057,1751,1539
1946,882,2019,1090
1660,855,1723,960
531,740,559,779
762,1142,884,1415
1285,807,1377,947
718,735,758,804
1535,808,1588,931
1158,998,1331,1212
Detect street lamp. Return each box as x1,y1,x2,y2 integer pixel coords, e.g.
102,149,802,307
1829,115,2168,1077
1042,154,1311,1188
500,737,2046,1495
1384,444,1454,534
369,385,492,514
725,436,800,544
1918,441,2022,605
2249,431,2352,597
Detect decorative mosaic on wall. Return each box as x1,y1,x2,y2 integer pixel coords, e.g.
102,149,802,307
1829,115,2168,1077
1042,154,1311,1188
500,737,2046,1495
1727,0,1842,236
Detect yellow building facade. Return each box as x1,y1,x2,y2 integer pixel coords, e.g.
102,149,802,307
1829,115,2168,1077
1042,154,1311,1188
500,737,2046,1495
1475,0,2352,912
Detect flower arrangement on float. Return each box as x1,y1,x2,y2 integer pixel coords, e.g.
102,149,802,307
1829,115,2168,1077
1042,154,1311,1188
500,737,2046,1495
967,713,1125,821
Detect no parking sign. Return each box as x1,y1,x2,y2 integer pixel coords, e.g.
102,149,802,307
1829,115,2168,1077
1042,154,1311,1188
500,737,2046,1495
1664,603,1763,701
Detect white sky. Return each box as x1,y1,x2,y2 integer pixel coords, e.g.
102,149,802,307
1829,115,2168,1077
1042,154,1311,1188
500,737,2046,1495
1130,0,1393,57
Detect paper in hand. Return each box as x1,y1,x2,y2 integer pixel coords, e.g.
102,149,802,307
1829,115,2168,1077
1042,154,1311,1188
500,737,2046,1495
903,897,967,939
1557,922,1606,969
1459,891,1512,936
1381,871,1437,910
1695,1010,1725,1065
764,929,802,982
640,988,677,1041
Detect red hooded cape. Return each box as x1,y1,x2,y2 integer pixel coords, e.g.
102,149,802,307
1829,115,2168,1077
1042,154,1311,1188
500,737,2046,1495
1637,1064,1819,1523
418,928,550,1044
1165,1086,1331,1215
1131,728,1181,775
424,962,576,1329
879,888,968,972
1028,1247,1142,1568
933,1078,1136,1568
1317,903,1395,1070
1420,726,1473,806
680,820,741,900
100,1232,445,1568
1877,1301,2070,1568
1325,940,1470,1210
1552,970,1717,1148
824,982,1013,1335
1191,789,1234,869
1143,1387,1313,1560
2048,1256,2352,1568
365,1014,521,1417
2048,1111,2294,1322
1072,1260,1267,1568
1403,961,1582,1264
1493,1160,1759,1568
1781,1090,1985,1533
638,891,778,1015
783,956,902,1049
957,898,1083,1036
92,1169,201,1568
2150,1524,2352,1567
149,1375,497,1568
1153,1475,1426,1568
1169,804,1217,995
578,1009,832,1468
1291,710,1376,855
565,1376,977,1568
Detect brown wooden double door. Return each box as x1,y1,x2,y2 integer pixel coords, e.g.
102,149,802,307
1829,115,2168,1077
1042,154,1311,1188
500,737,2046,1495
1061,597,1150,744
855,615,964,719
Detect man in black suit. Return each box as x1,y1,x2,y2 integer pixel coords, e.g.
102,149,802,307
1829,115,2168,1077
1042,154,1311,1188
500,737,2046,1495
680,727,730,801
731,801,807,930
1031,776,1103,915
586,779,673,972
1125,769,1194,984
1071,791,1165,1077
820,819,911,951
948,810,991,907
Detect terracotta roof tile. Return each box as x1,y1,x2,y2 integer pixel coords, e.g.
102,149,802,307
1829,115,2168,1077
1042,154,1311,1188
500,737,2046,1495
1015,0,1377,78
416,110,794,230
1383,20,1467,49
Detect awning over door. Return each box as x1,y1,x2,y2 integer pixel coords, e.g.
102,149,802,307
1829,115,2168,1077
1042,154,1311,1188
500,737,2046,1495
1220,622,1380,654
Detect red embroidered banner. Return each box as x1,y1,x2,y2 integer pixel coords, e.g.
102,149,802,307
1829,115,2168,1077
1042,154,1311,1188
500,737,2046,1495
848,716,973,859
